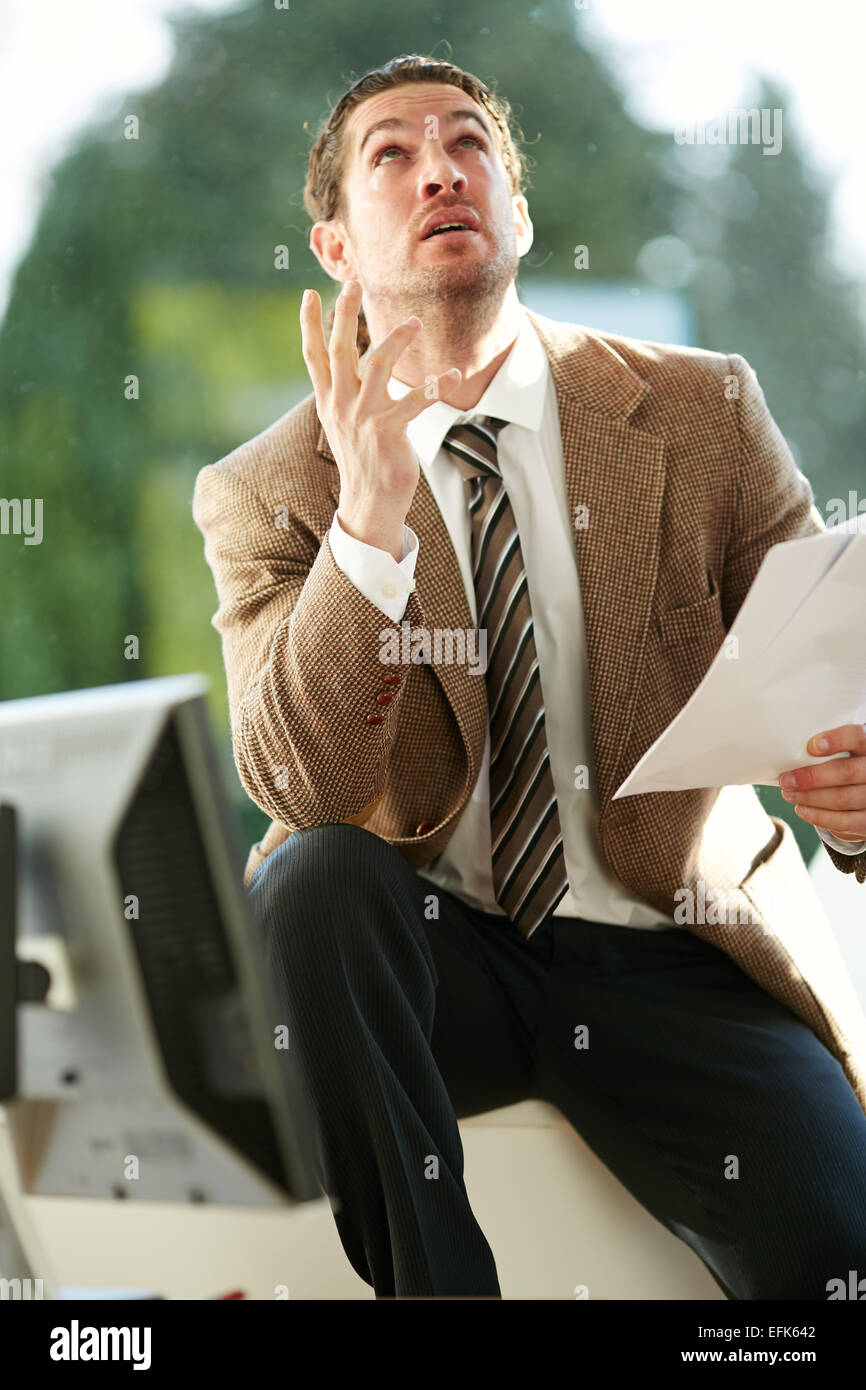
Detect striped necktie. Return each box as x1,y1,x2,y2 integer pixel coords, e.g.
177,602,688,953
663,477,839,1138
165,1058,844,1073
441,416,569,938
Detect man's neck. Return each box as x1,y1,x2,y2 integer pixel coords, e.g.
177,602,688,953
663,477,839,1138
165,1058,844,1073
365,284,524,412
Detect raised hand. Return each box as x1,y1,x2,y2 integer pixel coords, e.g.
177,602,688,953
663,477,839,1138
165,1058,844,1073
300,280,460,561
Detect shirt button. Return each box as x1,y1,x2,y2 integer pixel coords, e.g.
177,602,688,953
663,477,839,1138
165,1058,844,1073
415,820,435,835
365,712,385,725
382,673,402,686
376,690,393,705
381,582,397,599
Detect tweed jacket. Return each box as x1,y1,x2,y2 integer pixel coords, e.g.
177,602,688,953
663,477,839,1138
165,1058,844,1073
192,308,866,1114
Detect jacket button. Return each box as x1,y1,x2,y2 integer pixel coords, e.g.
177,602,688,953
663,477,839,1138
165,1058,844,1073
382,673,402,686
376,690,393,705
365,712,385,725
415,820,434,835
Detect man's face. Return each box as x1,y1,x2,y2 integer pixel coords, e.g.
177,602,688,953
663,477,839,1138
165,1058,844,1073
318,81,532,312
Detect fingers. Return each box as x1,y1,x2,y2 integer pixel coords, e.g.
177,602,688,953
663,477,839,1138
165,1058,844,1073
329,279,363,400
299,289,331,402
300,281,462,425
793,803,866,837
807,724,866,759
361,315,424,399
781,750,866,792
784,782,866,812
357,311,463,417
388,368,463,423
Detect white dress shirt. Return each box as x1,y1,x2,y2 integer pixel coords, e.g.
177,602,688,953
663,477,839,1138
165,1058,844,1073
328,311,865,928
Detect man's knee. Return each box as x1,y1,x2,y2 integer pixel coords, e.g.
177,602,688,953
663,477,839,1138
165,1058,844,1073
250,822,395,891
246,822,436,1014
246,822,413,940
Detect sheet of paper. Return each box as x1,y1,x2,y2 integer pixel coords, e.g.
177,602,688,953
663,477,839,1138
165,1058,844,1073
613,525,866,798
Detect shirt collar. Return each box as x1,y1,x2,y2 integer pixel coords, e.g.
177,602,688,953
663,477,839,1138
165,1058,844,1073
386,307,549,470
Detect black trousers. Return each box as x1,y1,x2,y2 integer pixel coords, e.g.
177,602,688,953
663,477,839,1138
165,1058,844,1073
246,823,866,1299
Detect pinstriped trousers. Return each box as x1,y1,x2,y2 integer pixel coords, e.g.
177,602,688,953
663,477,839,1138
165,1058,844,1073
246,823,866,1300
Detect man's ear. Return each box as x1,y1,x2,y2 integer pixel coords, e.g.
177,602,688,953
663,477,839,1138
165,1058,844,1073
310,219,356,281
513,194,534,258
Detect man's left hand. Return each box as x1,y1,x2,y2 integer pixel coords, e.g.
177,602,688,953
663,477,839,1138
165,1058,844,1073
779,724,866,842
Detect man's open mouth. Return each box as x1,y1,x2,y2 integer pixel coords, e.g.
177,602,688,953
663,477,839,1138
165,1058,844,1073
423,223,474,238
420,210,481,240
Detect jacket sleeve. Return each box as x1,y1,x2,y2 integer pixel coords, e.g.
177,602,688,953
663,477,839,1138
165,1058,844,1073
192,459,425,831
723,352,866,884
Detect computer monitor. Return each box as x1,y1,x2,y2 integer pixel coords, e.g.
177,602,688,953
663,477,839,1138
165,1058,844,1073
0,674,321,1209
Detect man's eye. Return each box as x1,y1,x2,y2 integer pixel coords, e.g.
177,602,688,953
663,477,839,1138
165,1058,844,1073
373,135,485,166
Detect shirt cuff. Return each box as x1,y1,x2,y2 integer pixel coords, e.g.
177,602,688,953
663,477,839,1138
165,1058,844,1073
327,511,419,623
815,825,866,856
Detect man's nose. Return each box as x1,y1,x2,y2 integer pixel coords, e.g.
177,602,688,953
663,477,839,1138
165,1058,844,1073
417,146,468,198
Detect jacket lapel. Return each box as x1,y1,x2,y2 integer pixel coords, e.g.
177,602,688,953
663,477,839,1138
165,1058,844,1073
315,308,667,813
526,310,668,811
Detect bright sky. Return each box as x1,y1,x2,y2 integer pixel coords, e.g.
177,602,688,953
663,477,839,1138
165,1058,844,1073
581,0,866,278
0,0,237,319
1,0,864,322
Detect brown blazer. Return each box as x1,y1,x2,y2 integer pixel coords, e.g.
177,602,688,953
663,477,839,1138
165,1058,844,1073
192,308,866,1113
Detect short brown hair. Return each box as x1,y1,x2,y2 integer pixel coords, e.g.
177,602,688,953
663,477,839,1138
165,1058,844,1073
304,54,529,351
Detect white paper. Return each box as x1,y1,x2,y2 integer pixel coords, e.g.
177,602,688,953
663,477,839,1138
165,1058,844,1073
613,523,866,798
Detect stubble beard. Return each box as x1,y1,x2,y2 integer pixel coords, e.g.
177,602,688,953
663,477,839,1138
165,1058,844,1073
368,229,520,351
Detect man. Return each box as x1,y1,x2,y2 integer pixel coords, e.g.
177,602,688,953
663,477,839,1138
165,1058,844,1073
192,54,866,1300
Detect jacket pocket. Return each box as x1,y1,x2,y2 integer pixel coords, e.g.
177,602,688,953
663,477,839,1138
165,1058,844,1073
658,589,725,648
